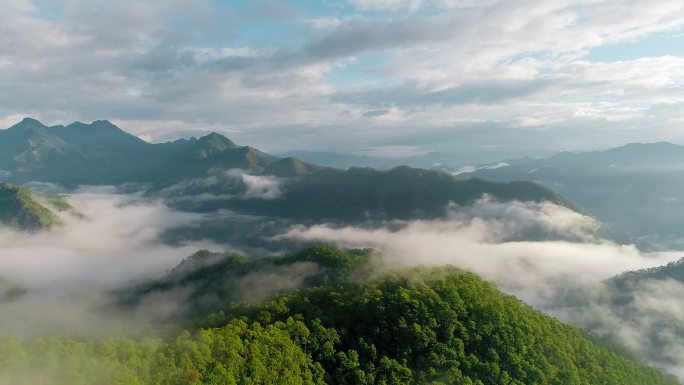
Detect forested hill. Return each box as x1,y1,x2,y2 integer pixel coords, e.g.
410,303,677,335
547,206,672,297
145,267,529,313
609,257,684,289
0,183,61,231
0,118,583,223
3,246,675,385
173,166,580,222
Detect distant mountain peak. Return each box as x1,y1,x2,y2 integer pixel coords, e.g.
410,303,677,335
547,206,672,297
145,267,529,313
66,120,120,131
18,117,43,125
193,132,239,156
198,132,236,145
7,117,47,131
618,141,684,150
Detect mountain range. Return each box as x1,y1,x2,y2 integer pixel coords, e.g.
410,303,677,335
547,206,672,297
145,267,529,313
459,142,684,249
0,118,577,231
0,118,350,187
1,119,682,382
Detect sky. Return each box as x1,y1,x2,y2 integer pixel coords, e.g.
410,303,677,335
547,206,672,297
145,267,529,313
2,0,684,161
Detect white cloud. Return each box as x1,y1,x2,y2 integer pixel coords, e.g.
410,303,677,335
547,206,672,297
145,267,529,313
307,17,343,30
276,202,650,289
348,0,424,11
275,198,684,377
2,1,684,156
160,169,285,200
0,192,217,336
231,171,284,200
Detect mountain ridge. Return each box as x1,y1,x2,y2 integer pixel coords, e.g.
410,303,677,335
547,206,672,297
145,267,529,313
114,246,679,385
459,141,684,249
0,118,281,186
0,118,584,226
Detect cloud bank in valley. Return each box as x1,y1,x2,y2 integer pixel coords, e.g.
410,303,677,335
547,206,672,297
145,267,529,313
0,192,217,337
277,198,667,289
1,187,683,377
276,197,684,378
161,168,285,201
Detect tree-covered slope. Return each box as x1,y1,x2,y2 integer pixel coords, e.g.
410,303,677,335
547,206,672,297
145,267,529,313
226,266,677,385
0,183,60,231
0,320,325,385
3,263,676,385
104,247,681,385
120,246,377,318
609,257,684,290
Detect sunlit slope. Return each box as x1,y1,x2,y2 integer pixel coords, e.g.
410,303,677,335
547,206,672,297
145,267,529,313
82,246,680,385
0,183,60,231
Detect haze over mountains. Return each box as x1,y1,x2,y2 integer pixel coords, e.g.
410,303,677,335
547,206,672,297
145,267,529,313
3,118,684,383
460,142,684,249
5,117,683,250
0,118,576,224
8,0,684,382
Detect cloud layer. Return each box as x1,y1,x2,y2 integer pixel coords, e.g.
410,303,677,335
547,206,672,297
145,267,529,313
0,192,216,337
2,0,684,161
276,198,684,378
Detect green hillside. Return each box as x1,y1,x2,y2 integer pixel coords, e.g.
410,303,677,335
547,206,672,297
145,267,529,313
0,183,60,231
99,247,681,385
120,246,376,318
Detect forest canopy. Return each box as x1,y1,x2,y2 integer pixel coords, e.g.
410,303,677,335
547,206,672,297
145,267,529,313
0,247,677,385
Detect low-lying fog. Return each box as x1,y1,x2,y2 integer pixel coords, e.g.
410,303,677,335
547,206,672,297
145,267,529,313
277,198,684,378
0,191,218,336
0,188,683,378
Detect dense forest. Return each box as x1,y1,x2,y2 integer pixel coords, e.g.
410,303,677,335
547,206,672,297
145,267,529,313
0,247,677,385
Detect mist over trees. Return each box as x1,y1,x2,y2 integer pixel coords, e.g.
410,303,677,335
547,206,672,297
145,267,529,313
0,248,677,385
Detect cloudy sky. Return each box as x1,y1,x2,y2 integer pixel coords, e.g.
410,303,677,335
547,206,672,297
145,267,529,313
2,0,684,160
